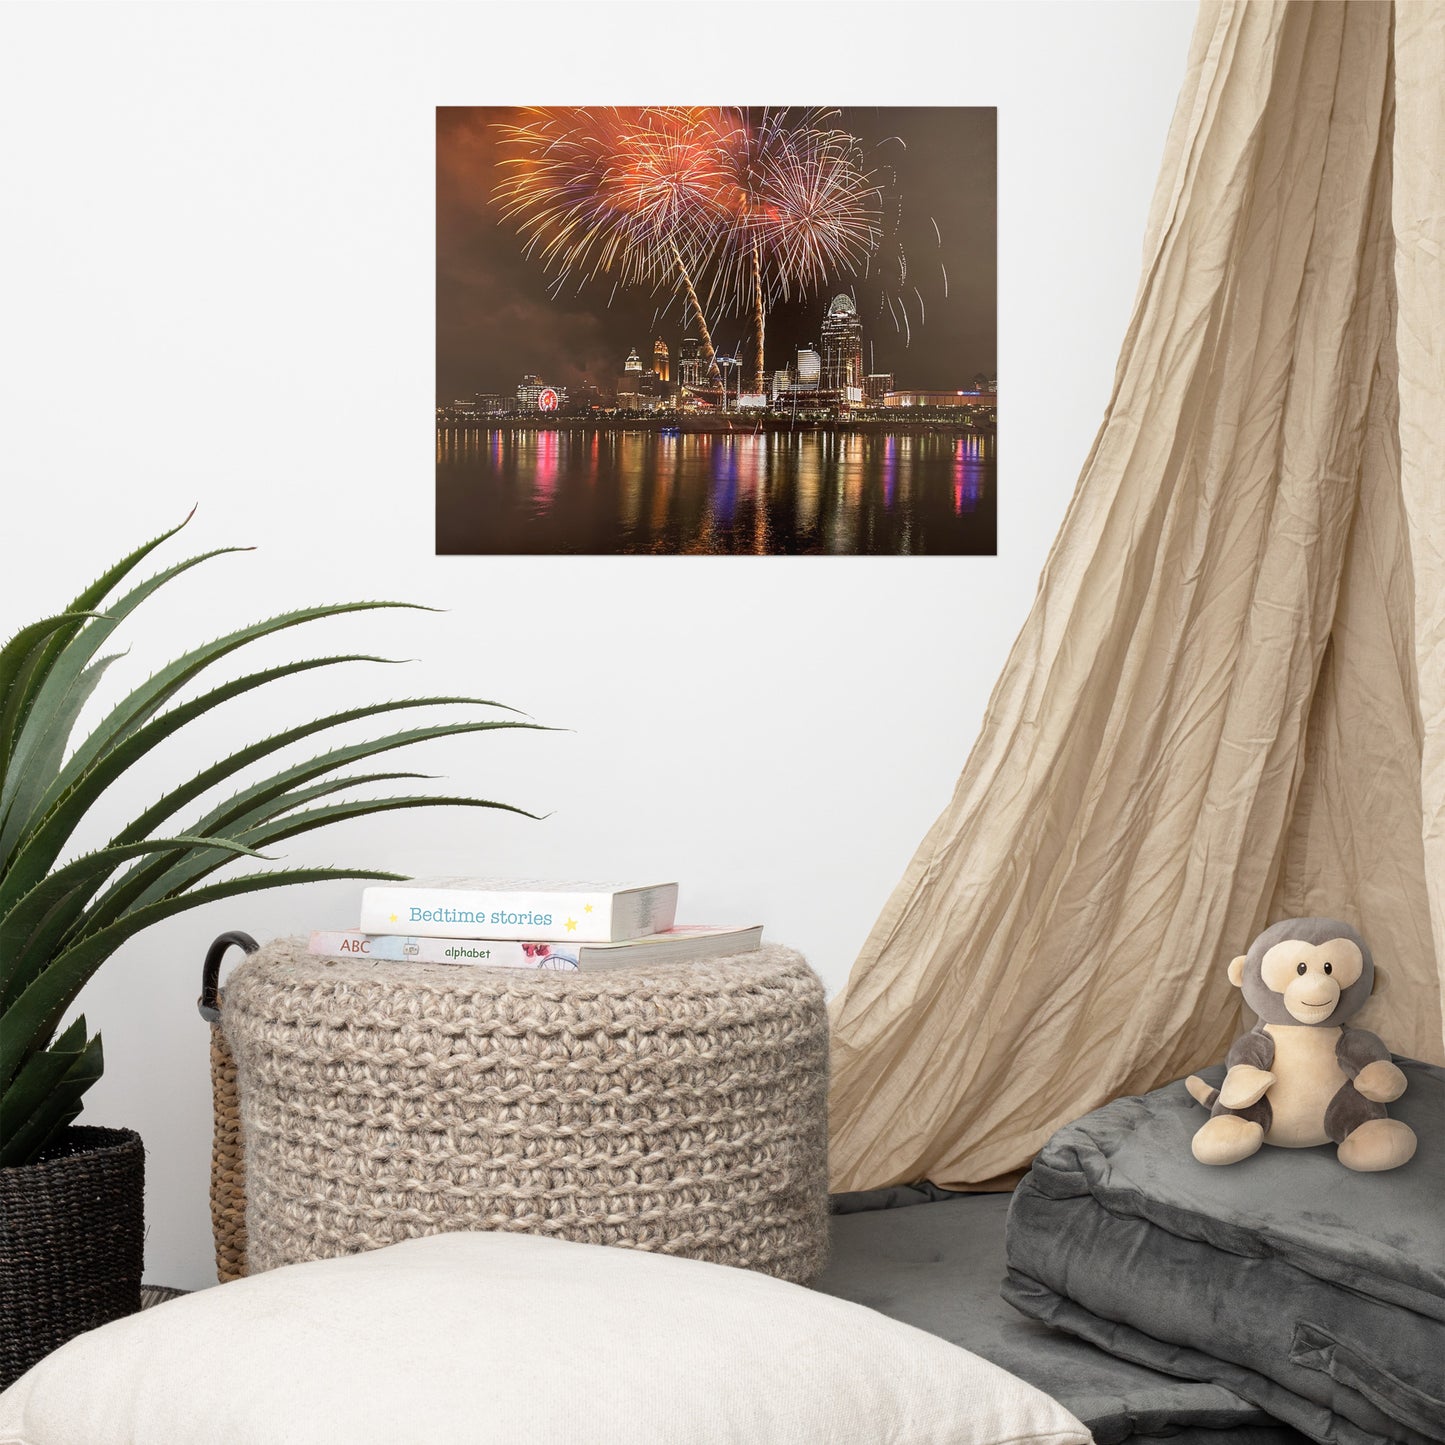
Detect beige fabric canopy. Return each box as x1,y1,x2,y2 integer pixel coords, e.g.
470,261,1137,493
829,0,1445,1195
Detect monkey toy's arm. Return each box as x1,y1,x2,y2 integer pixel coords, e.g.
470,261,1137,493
1336,1028,1407,1104
1218,1026,1276,1110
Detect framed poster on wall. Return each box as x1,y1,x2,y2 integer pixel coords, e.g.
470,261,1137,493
437,107,996,556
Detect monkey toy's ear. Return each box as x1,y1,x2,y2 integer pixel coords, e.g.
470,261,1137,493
1371,965,1389,997
1227,955,1248,988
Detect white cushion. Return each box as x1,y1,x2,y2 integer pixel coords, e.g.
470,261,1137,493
0,1231,1089,1445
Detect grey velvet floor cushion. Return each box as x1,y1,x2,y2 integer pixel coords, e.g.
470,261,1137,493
818,1187,1312,1445
1004,1060,1445,1445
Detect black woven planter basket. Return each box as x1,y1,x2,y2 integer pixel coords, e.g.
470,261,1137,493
0,1125,145,1390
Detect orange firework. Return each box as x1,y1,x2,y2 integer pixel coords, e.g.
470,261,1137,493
493,107,733,381
492,107,885,393
708,108,883,392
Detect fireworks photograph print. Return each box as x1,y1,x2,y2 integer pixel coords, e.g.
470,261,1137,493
437,106,996,557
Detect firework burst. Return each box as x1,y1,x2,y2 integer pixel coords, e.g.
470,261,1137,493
493,107,890,395
493,107,734,379
716,111,881,302
709,109,883,390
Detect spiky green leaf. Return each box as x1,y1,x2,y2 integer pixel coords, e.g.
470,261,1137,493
0,1016,93,1165
0,613,103,769
50,602,433,809
0,509,197,778
1,867,403,1088
0,544,252,854
75,774,433,942
0,834,267,1007
64,512,199,614
113,698,525,847
116,793,532,916
84,715,543,930
0,651,124,861
0,1025,104,1166
1,654,399,905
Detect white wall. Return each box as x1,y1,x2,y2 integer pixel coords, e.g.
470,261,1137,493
0,0,1197,1290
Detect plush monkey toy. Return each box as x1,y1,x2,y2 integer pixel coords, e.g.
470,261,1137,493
1187,918,1416,1172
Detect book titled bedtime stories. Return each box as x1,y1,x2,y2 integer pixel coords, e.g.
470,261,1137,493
357,879,679,943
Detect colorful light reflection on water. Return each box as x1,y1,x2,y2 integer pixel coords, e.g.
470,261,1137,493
437,428,995,556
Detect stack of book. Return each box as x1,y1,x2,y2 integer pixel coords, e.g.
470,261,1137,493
310,879,763,972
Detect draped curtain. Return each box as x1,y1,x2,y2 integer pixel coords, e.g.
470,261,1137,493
828,0,1445,1194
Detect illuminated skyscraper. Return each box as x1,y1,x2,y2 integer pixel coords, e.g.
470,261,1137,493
678,336,703,388
624,348,643,373
652,338,670,383
864,373,893,404
820,294,863,396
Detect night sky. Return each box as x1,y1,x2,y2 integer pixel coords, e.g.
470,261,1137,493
436,107,995,402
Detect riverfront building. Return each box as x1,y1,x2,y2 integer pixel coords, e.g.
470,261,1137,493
882,389,998,410
820,294,864,398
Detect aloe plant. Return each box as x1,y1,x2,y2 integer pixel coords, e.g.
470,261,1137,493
0,514,541,1168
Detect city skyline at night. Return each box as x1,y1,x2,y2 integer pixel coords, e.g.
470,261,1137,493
439,285,997,419
437,107,996,404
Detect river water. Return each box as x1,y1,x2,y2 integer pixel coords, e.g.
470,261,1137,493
436,427,996,556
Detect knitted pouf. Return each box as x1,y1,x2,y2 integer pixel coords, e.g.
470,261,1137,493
222,938,829,1283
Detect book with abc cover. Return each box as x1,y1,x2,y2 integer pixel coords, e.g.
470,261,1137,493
357,879,679,942
309,924,763,971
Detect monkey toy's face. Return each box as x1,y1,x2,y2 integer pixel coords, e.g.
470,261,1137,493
1227,917,1374,1027
1257,938,1363,1023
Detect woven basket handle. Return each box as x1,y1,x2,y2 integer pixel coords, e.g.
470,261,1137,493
198,931,259,1023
